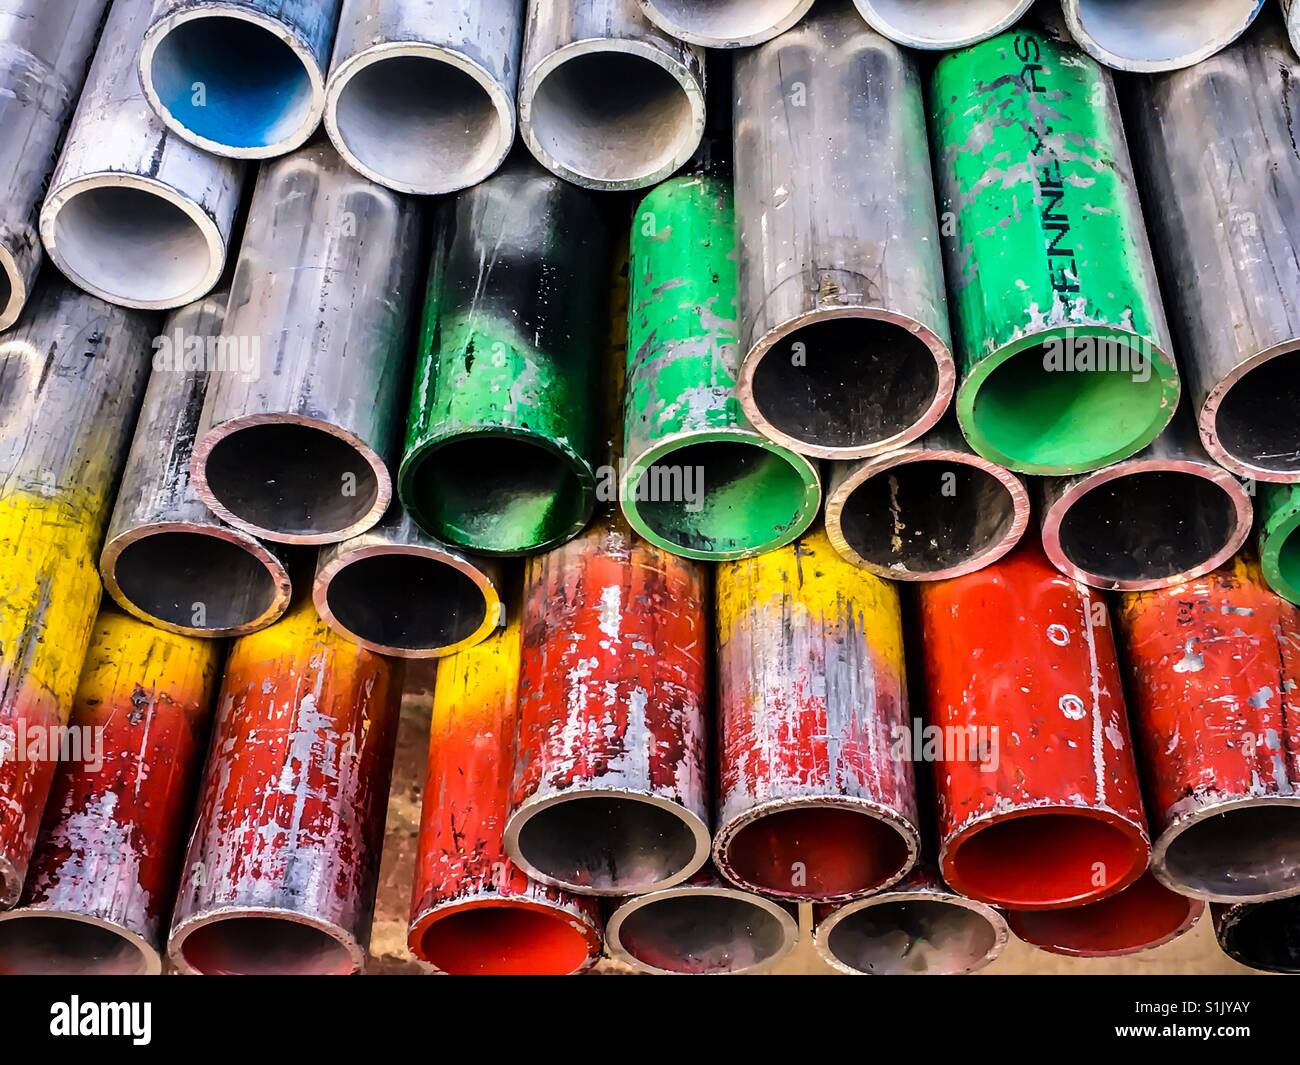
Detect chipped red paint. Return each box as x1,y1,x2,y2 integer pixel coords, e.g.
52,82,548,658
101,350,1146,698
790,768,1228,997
917,539,1150,910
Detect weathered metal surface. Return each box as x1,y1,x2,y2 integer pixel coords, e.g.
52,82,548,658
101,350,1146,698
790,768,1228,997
41,0,244,311
932,21,1180,475
733,2,954,461
192,139,421,546
1062,0,1265,73
917,540,1151,910
623,174,820,561
325,0,522,195
1287,0,1300,56
1260,483,1300,604
399,163,605,556
637,0,814,48
167,592,402,975
850,0,1034,49
713,527,920,902
1213,898,1300,973
0,609,219,974
1117,557,1300,902
505,509,711,896
0,279,152,909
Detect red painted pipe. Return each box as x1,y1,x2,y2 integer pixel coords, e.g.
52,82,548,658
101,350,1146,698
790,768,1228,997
1117,557,1300,902
1213,898,1300,974
505,511,711,895
167,593,402,975
917,540,1150,910
408,603,602,975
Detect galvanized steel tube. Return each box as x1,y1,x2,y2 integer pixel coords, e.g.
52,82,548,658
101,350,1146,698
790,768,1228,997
0,609,219,975
733,3,954,461
714,528,920,902
518,0,706,192
1063,0,1265,73
637,0,814,48
932,23,1180,476
1214,898,1300,973
193,140,422,546
850,0,1034,49
139,0,342,158
1260,483,1300,604
1286,0,1300,55
325,0,522,195
40,0,244,311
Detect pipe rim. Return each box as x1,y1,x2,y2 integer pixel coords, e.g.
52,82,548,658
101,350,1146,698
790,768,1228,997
0,243,28,331
324,41,515,196
0,908,162,976
138,6,327,160
637,0,817,48
605,884,800,976
100,520,292,638
167,905,365,976
1062,0,1265,74
1215,898,1300,973
1199,339,1300,482
850,0,1035,49
813,887,1010,976
39,173,227,311
0,856,19,909
825,445,1031,582
312,542,503,659
1260,497,1300,604
1040,458,1252,592
739,306,957,461
619,427,822,561
519,36,706,192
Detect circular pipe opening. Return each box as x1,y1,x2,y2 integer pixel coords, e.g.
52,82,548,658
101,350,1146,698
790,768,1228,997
823,897,1004,975
416,902,594,976
0,913,155,976
722,805,914,900
1066,0,1263,72
1218,898,1300,973
1212,349,1300,477
176,915,355,976
852,0,1031,48
641,0,814,46
612,891,793,975
0,246,20,329
1159,802,1300,901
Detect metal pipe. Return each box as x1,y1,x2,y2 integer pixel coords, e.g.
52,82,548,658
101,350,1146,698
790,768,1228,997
504,509,711,896
518,0,706,192
313,505,504,659
408,604,602,975
398,163,604,556
850,0,1034,49
1260,484,1300,604
0,279,152,909
192,139,422,546
1286,0,1300,56
1128,18,1300,482
139,0,342,158
40,0,244,311
1007,872,1203,958
714,527,920,902
0,609,219,974
932,21,1180,477
167,592,402,975
1116,557,1300,902
813,865,1010,976
605,869,798,975
1040,413,1253,592
101,293,292,637
916,540,1151,910
0,0,108,331
1213,898,1300,974
1063,0,1265,73
733,2,954,461
824,416,1031,582
325,0,522,195
623,174,821,561
636,0,814,48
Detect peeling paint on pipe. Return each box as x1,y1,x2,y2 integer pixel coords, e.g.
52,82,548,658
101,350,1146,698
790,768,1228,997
1260,484,1300,604
41,0,244,311
0,279,152,909
850,0,1033,49
714,528,920,902
1213,898,1300,973
167,592,401,975
1062,0,1265,73
637,0,814,48
734,2,954,461
325,0,522,195
0,609,219,974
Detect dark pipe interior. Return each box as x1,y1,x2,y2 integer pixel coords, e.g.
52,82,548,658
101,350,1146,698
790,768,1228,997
1161,804,1300,900
617,893,788,974
1216,351,1300,474
1220,897,1300,973
826,898,999,975
0,917,149,976
178,917,353,976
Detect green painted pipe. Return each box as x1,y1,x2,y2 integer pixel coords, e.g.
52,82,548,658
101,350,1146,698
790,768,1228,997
398,163,606,556
931,22,1181,476
623,175,821,561
1259,484,1300,605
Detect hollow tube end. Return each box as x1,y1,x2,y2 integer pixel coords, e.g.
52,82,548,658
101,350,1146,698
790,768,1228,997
851,0,1035,49
1214,897,1300,973
0,909,162,976
167,907,366,976
638,0,817,48
0,243,30,332
1199,342,1300,482
1062,0,1266,73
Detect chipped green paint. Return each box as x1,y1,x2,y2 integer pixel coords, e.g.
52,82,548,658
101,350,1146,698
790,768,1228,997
932,24,1180,476
1259,483,1300,604
623,175,821,561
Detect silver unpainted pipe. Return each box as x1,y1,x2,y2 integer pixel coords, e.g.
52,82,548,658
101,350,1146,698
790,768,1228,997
139,0,342,159
518,0,706,192
733,1,955,460
637,0,815,48
1128,18,1300,482
101,294,292,638
0,0,108,332
1040,413,1253,592
824,417,1030,582
1285,0,1300,56
849,0,1034,49
325,0,522,195
40,0,243,312
1062,0,1265,72
313,506,505,659
191,140,422,546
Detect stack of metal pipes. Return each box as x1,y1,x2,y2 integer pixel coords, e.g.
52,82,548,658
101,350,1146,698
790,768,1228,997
0,0,1297,978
